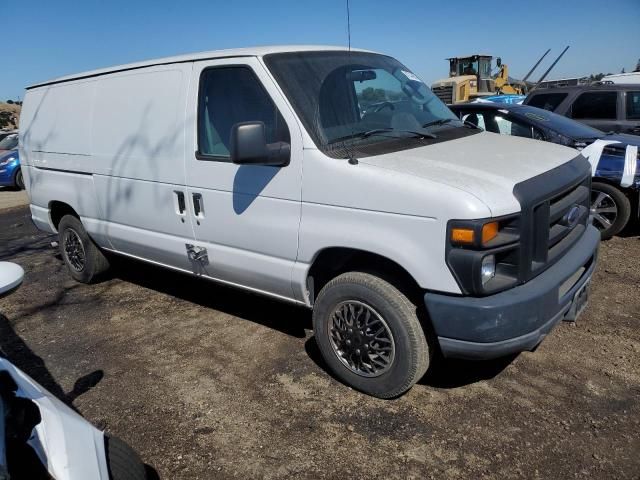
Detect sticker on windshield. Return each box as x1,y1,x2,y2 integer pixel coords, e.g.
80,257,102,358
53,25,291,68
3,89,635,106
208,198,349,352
524,112,548,122
400,70,421,82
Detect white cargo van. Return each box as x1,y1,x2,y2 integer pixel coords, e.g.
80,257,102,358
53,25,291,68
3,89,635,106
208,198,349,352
20,46,599,398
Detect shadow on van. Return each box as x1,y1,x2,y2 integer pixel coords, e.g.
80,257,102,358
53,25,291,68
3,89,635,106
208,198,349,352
108,255,312,338
232,164,280,214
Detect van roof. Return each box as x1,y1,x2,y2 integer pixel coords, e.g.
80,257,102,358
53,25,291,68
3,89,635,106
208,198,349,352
26,45,373,90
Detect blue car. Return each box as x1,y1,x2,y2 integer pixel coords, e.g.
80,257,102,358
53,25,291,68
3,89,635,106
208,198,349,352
450,102,640,239
0,149,22,190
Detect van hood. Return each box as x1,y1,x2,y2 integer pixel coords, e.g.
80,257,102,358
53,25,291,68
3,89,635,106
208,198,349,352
358,131,580,216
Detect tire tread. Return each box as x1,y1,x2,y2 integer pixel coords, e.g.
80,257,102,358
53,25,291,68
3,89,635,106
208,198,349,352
315,271,430,398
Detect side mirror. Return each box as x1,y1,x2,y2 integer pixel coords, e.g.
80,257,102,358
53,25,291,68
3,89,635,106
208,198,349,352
0,262,24,299
230,122,290,167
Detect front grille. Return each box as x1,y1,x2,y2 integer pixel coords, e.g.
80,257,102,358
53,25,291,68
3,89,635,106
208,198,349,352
513,156,592,284
531,180,590,271
432,85,453,104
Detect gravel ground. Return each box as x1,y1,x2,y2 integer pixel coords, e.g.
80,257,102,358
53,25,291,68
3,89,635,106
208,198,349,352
0,187,29,211
0,201,639,479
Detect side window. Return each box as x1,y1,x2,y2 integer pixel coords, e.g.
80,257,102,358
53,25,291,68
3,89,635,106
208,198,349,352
526,93,567,111
626,91,640,120
479,112,536,138
571,91,617,120
198,66,290,160
461,112,486,130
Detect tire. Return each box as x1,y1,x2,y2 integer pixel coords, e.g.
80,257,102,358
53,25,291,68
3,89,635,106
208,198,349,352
58,214,110,283
591,182,631,240
104,435,147,480
14,168,24,190
312,272,430,398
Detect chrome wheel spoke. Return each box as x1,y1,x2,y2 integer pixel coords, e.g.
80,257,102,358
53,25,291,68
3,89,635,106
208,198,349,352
593,213,612,228
63,228,86,272
328,300,395,378
590,190,617,231
595,206,616,214
591,191,606,209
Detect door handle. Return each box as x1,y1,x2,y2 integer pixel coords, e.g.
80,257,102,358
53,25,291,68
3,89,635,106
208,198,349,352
174,191,186,215
192,193,204,218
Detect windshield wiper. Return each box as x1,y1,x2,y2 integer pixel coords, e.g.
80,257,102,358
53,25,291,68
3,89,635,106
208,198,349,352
329,128,435,145
329,128,394,144
421,118,458,129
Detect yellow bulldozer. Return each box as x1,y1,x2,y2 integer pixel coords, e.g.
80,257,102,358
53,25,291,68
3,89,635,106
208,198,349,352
431,48,570,104
431,54,526,104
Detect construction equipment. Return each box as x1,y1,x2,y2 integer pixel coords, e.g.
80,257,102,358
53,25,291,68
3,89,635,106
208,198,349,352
431,54,526,104
431,49,564,104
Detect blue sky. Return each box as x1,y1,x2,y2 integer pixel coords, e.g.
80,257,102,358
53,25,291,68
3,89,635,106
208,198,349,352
4,0,639,100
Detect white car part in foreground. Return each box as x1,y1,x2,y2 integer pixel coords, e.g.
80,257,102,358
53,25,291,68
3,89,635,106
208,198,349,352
0,358,110,480
0,261,110,479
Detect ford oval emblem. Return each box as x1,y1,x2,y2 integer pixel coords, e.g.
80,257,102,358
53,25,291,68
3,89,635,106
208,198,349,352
562,205,581,227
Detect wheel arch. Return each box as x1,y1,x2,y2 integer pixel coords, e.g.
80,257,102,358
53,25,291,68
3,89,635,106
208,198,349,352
306,247,424,307
48,201,80,232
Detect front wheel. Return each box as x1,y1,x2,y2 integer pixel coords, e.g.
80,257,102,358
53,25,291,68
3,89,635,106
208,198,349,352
590,182,631,239
14,168,24,190
312,272,430,398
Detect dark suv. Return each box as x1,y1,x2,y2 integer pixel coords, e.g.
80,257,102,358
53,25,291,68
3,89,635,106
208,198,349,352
524,84,640,135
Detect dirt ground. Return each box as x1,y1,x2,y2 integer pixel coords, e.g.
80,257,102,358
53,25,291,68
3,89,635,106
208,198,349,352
0,187,29,211
0,197,638,479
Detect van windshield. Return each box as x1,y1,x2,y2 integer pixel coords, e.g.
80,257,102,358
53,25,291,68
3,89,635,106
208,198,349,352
264,51,473,158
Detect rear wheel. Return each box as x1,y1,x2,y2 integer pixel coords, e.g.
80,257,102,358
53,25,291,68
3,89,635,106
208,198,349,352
312,272,430,398
590,182,631,239
14,169,24,190
58,214,110,283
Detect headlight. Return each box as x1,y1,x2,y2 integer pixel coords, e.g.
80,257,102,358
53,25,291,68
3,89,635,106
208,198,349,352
481,255,496,285
0,156,16,166
451,221,499,247
446,215,520,296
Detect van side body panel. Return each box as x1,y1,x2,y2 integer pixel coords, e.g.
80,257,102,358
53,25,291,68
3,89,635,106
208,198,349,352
90,64,196,270
22,64,198,272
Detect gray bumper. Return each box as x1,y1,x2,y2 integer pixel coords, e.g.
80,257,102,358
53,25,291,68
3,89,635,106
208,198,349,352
425,225,600,360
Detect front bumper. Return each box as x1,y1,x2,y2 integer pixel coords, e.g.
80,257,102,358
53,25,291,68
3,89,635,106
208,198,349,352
425,225,600,360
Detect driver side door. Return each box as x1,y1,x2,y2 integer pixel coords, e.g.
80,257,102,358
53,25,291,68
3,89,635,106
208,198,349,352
183,57,304,301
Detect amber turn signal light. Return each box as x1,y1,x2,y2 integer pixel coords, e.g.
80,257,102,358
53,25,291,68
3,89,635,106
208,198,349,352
482,221,499,245
451,228,475,245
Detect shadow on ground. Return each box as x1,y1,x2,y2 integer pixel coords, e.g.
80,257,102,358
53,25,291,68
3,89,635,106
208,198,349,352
304,334,515,391
108,255,313,338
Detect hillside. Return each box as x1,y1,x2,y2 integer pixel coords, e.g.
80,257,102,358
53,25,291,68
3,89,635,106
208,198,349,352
0,102,20,129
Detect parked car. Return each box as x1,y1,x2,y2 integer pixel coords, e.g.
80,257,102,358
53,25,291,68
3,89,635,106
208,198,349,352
0,262,147,479
0,150,23,190
0,130,17,143
0,133,18,155
21,46,599,398
524,84,640,135
473,94,525,104
450,102,640,238
601,72,640,85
